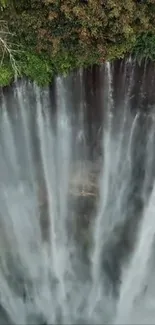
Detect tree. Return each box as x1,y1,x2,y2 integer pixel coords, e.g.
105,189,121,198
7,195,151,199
0,19,19,76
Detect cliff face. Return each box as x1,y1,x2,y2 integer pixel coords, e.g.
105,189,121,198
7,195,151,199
1,0,155,86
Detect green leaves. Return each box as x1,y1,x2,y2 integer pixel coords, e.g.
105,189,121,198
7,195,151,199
22,52,53,86
0,64,13,86
0,0,9,9
133,32,155,64
0,0,7,6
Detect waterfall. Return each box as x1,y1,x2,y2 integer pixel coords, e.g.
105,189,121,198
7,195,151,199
115,184,155,324
0,59,155,324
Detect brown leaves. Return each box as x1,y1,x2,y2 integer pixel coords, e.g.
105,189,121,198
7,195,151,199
78,27,91,44
48,11,58,21
44,0,58,4
52,37,61,54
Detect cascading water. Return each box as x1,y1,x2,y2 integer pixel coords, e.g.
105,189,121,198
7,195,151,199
0,60,155,324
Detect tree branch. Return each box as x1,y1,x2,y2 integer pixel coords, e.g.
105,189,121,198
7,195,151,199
0,20,20,77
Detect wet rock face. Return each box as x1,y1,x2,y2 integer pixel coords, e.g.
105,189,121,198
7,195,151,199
37,160,100,243
37,153,145,298
1,60,155,324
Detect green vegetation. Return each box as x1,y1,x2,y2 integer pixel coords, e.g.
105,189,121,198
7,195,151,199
132,32,155,63
0,64,13,86
1,0,155,86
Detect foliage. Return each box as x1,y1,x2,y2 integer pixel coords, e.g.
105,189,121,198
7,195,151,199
0,64,13,86
21,52,53,86
0,0,8,9
1,0,155,86
132,32,155,64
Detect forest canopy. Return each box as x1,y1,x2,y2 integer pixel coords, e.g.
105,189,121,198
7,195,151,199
0,0,155,85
